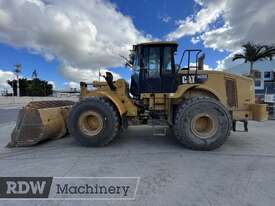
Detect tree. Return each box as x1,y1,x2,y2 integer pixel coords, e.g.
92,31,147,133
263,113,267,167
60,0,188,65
232,42,275,76
7,78,53,96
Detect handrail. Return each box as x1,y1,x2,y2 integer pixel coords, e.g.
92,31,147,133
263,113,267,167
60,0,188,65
178,49,202,83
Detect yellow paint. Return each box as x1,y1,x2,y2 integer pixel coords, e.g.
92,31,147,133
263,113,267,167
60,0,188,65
81,79,137,116
80,69,267,122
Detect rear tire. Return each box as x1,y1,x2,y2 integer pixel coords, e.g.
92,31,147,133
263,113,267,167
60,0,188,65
68,97,120,147
174,96,231,150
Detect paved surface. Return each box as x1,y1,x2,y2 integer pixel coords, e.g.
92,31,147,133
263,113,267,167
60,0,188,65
0,108,275,205
0,109,19,124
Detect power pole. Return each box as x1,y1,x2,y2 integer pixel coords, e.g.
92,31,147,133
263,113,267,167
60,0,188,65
12,80,14,97
32,69,38,79
98,67,101,82
14,64,21,97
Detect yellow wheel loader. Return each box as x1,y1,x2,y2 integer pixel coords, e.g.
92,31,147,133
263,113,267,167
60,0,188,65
9,42,268,150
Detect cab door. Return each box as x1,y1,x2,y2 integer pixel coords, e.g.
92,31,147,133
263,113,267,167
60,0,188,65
161,46,178,93
139,46,162,93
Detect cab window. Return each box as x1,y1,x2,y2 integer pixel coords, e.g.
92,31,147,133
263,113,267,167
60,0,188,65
163,47,172,72
133,52,140,73
143,47,160,78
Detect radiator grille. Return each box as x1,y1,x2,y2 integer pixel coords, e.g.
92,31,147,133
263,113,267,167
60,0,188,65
225,78,237,107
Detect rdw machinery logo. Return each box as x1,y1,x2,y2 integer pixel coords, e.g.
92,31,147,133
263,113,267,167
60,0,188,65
0,177,52,198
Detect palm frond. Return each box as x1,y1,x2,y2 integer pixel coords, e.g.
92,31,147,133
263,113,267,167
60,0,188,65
232,42,275,75
232,53,246,61
255,45,266,56
241,42,259,62
256,47,275,61
242,42,254,50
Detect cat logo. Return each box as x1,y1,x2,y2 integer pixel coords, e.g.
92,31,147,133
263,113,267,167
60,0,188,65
182,74,208,84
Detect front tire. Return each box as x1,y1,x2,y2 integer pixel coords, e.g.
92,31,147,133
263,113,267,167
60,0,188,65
174,97,231,150
68,97,120,147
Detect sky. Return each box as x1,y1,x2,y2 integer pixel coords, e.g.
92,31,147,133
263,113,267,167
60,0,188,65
0,0,275,91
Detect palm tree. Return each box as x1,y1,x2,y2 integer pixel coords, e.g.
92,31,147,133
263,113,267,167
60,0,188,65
232,42,275,76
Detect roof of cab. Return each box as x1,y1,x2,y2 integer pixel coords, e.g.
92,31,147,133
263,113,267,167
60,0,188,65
135,41,178,46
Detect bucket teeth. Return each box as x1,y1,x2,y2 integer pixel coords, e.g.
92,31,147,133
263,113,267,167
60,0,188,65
8,101,74,147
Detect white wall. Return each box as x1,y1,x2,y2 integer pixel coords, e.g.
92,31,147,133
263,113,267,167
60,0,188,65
0,96,78,107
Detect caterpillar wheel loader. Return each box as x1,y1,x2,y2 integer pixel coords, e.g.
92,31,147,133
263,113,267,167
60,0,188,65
9,42,268,150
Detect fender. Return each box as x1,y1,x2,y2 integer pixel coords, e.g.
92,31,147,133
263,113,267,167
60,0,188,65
172,84,224,104
88,90,127,115
194,85,223,102
170,84,197,99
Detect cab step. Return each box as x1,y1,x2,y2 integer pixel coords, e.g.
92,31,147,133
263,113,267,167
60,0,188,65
153,126,167,136
149,119,168,136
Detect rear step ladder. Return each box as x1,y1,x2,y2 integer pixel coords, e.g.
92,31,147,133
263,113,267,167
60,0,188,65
232,120,248,132
151,119,168,136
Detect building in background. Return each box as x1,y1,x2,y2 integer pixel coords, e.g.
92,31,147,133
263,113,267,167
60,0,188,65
225,61,275,119
226,62,275,99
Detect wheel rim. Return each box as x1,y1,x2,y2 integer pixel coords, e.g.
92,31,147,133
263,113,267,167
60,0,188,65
78,111,103,137
191,113,218,139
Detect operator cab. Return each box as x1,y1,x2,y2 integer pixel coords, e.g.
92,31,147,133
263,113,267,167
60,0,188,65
130,42,179,97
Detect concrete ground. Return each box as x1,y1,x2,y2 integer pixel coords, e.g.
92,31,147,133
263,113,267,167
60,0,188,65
0,107,275,206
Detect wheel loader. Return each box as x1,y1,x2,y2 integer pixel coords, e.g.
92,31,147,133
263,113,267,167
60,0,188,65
9,42,268,150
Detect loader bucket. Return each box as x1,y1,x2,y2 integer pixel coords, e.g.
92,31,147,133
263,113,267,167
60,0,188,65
7,100,75,147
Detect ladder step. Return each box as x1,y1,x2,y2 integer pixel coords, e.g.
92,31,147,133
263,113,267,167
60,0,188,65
153,126,167,136
148,118,168,136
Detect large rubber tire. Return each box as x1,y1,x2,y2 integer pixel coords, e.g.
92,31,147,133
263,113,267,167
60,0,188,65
68,97,120,147
174,96,231,151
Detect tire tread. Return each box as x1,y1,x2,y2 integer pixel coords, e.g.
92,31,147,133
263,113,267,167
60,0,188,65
173,96,231,150
68,97,120,147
